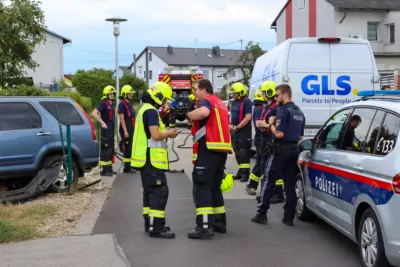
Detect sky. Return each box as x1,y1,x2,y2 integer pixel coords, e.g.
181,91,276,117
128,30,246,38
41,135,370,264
40,0,287,74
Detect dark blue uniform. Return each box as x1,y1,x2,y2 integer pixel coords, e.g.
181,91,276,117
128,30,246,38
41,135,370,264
118,100,136,172
246,100,265,194
230,97,253,182
256,101,305,225
169,99,177,128
97,100,116,175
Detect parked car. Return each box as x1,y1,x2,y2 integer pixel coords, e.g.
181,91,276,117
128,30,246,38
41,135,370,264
0,96,99,193
296,90,400,267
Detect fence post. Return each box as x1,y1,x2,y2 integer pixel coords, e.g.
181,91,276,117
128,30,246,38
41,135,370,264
66,124,73,193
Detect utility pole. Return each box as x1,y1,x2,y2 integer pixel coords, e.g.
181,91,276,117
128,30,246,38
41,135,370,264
240,39,243,50
133,53,137,76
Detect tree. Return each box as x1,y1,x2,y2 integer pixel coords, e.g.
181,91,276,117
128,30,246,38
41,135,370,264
226,41,265,88
72,68,115,107
120,73,148,102
0,0,46,85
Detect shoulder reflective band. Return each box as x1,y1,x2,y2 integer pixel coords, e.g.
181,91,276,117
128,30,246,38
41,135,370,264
121,99,135,127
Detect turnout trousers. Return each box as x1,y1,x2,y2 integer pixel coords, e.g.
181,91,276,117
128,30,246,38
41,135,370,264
232,131,252,181
247,134,264,191
192,142,228,230
140,159,170,233
257,148,299,221
119,130,134,171
169,108,177,128
100,125,115,175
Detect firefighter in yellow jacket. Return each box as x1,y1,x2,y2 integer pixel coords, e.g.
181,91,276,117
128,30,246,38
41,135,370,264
131,81,178,239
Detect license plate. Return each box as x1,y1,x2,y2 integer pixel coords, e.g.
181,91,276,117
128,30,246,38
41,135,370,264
304,129,319,136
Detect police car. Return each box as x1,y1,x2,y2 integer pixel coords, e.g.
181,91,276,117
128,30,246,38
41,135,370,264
296,90,400,267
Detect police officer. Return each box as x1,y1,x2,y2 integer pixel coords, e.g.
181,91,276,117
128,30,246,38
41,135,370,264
169,91,177,128
245,88,267,195
229,82,253,183
187,79,232,239
131,81,178,239
118,85,136,173
92,85,117,176
252,84,305,226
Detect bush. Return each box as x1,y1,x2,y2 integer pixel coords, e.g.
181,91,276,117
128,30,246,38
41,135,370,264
50,92,93,113
78,96,92,113
50,92,81,102
0,85,49,96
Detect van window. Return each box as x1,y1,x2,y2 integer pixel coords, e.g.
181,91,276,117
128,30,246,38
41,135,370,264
288,43,330,72
330,44,373,71
40,101,84,125
364,110,385,154
316,109,351,150
0,102,42,131
374,112,400,156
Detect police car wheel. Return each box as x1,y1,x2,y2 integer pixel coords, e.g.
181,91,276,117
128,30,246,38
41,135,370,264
295,173,312,221
358,208,391,267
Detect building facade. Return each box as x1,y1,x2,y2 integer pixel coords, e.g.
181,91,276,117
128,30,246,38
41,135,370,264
271,0,400,88
24,30,71,89
128,46,247,92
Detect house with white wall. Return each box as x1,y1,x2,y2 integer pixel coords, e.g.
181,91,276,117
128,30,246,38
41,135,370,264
24,29,71,90
270,0,400,88
127,45,247,92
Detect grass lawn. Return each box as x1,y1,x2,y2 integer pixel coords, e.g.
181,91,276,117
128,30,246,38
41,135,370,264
0,203,57,243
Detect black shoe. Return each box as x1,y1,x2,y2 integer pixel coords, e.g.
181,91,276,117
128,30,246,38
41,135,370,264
149,228,175,239
282,218,294,226
251,214,268,225
100,171,113,177
246,187,256,195
233,172,242,180
188,228,214,239
270,196,285,204
123,168,136,173
240,176,249,183
213,224,226,234
146,225,171,233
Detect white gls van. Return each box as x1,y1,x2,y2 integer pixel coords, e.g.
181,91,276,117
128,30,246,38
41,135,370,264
249,37,380,139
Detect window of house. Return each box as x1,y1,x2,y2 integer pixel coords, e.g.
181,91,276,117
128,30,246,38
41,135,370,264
0,103,42,131
374,112,400,155
149,70,153,79
144,71,147,79
40,101,84,125
367,22,378,41
389,24,395,44
298,0,305,10
230,71,236,78
216,70,227,79
149,52,152,62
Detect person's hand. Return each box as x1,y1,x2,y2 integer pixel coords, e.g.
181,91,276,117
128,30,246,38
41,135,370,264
255,120,261,127
167,128,178,138
233,126,239,132
230,125,234,130
268,116,275,125
101,122,107,129
124,131,129,138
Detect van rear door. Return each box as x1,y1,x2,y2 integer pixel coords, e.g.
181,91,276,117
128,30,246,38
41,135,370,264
287,41,331,137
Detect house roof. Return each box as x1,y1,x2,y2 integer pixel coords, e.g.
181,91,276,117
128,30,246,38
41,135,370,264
119,66,131,75
46,29,71,45
64,74,74,80
129,46,245,68
271,0,400,28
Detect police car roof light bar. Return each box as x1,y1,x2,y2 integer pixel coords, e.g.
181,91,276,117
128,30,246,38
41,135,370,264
318,37,341,43
357,90,400,97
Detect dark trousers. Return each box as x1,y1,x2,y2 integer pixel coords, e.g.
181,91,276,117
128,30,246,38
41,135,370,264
257,148,299,221
100,126,114,173
169,108,177,128
192,143,228,229
232,132,252,178
119,130,133,170
140,161,169,232
247,134,263,189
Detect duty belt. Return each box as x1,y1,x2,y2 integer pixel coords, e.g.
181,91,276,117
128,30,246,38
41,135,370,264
193,126,206,143
148,139,168,149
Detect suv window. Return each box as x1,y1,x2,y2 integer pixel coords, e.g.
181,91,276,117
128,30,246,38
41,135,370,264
375,112,400,155
316,109,351,150
338,108,376,152
40,101,84,125
0,102,42,131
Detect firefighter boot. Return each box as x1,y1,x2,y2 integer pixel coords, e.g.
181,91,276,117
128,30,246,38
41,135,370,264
148,218,175,239
213,213,227,234
233,170,242,180
188,215,214,239
123,163,136,173
143,214,149,233
251,213,268,225
101,166,114,177
270,185,285,204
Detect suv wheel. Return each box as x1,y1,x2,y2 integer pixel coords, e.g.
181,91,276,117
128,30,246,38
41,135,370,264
42,155,79,193
358,208,391,267
295,173,312,221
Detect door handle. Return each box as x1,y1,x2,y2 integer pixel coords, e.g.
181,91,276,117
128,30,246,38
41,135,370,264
37,132,52,136
322,159,330,165
353,165,364,172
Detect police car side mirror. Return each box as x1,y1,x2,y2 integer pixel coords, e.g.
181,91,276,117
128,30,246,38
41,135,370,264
299,139,313,152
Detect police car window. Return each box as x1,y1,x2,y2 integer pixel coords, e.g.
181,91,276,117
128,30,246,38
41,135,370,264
316,109,350,150
364,110,385,154
339,108,377,153
40,101,84,125
375,112,400,156
0,102,42,131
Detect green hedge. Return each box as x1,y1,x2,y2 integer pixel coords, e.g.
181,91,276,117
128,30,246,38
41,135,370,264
50,92,92,113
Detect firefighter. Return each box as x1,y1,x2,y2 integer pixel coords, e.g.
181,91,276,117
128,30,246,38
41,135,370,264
169,91,177,128
245,88,267,195
131,81,179,239
118,85,136,173
187,79,232,239
229,82,253,183
92,85,117,176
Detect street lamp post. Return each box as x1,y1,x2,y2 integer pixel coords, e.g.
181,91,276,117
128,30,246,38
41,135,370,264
106,17,127,144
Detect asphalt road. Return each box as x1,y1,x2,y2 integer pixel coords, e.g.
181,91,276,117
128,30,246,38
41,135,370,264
93,124,362,267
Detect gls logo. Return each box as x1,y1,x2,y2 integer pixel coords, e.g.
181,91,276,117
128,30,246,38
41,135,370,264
301,75,357,96
263,60,278,81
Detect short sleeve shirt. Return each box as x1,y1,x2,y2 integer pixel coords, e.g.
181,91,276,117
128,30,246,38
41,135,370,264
118,100,136,133
143,109,160,139
96,100,115,124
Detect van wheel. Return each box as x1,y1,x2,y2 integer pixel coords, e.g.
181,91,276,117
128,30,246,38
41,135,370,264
358,208,391,267
295,173,313,221
42,155,79,193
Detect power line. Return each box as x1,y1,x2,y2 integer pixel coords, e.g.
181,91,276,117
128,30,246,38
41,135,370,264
66,46,133,57
64,60,132,64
